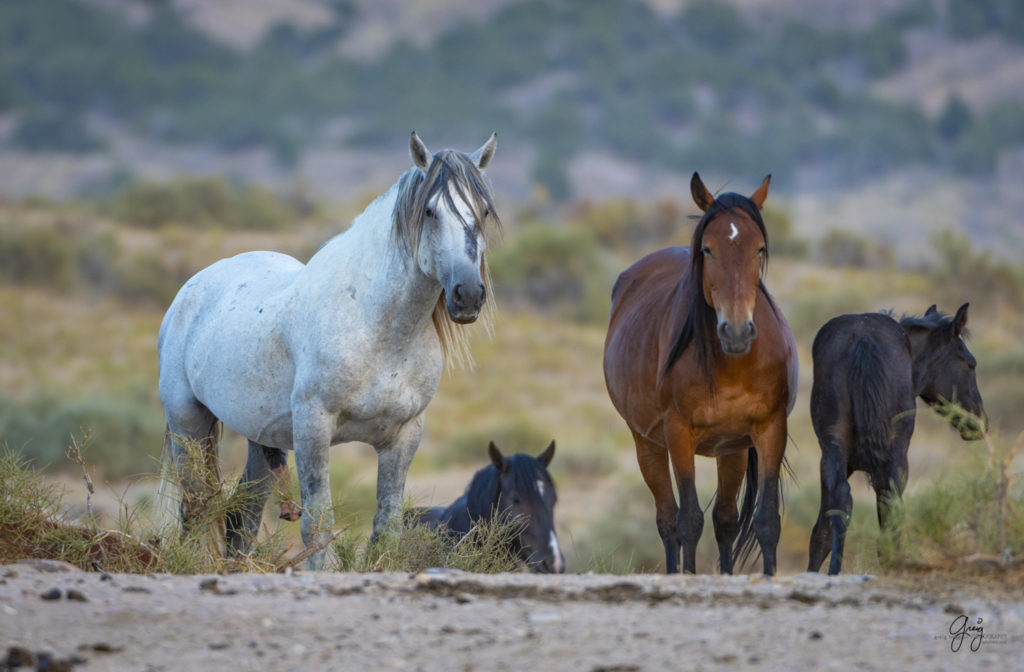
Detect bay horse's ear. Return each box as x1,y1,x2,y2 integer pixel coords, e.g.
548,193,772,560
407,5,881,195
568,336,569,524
410,131,431,171
953,302,969,336
750,174,771,210
924,304,938,316
537,440,556,467
690,172,715,212
471,132,498,170
488,441,506,472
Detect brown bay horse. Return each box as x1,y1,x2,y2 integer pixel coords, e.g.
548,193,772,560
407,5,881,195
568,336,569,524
603,173,798,575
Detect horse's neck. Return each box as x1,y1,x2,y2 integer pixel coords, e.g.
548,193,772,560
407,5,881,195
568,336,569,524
304,186,440,340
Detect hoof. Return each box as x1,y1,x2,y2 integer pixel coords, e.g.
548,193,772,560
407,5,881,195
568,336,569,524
279,501,301,522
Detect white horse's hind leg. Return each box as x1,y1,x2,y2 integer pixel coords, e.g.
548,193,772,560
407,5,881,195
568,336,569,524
371,414,424,543
225,441,275,555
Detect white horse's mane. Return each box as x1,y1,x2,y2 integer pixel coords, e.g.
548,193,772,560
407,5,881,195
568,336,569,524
392,150,501,371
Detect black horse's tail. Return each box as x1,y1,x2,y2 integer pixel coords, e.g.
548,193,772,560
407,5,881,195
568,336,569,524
849,336,891,476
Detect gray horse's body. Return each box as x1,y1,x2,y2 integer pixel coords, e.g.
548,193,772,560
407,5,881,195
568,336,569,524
158,133,499,568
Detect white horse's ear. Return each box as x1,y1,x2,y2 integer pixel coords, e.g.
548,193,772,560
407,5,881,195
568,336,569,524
750,174,771,210
410,131,431,171
471,132,497,169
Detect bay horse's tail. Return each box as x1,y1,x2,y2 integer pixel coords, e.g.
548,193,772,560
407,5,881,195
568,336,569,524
734,447,793,569
733,447,759,567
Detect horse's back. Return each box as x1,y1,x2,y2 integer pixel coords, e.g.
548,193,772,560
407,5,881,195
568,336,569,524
158,251,304,440
811,313,914,455
604,247,691,421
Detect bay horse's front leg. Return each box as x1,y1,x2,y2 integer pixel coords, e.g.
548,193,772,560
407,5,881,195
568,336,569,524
666,419,703,574
371,414,424,544
292,403,335,571
633,431,681,574
752,416,787,576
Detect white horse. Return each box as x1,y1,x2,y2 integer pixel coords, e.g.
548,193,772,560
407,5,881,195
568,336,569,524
157,132,499,569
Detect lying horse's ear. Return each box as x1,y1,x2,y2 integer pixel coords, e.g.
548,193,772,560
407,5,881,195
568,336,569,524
924,304,938,316
953,302,969,336
410,131,431,171
488,441,506,472
750,174,771,210
471,132,497,170
537,440,556,467
690,172,714,212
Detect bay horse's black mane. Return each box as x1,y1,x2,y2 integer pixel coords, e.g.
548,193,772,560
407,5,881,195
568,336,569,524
664,192,778,376
464,453,552,520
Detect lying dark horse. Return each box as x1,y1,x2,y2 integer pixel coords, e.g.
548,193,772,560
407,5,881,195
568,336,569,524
414,441,564,573
808,303,986,574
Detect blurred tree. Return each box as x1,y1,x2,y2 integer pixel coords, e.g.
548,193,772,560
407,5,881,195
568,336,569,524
936,95,973,142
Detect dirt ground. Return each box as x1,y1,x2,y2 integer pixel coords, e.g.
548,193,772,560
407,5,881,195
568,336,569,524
2,561,1023,671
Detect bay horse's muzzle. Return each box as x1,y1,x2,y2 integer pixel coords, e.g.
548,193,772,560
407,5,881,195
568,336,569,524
447,282,486,323
717,319,757,355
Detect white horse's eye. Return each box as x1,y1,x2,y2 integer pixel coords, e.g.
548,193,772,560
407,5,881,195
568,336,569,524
425,206,435,219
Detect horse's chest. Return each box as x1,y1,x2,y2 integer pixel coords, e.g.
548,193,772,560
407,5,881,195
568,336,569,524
324,356,440,444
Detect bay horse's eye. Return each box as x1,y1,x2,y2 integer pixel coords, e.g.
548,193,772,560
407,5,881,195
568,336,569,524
758,246,766,256
701,246,712,257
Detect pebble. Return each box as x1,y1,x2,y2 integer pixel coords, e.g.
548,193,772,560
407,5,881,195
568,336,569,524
40,588,63,601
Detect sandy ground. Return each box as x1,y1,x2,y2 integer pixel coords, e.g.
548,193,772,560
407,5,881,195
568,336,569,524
2,562,1023,671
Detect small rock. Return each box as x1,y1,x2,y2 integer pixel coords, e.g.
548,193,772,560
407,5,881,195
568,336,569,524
66,589,88,602
40,588,63,601
16,559,82,573
453,592,474,604
4,646,35,667
809,631,823,640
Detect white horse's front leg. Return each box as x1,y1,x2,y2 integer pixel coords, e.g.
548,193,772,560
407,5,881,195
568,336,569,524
292,404,335,571
372,414,424,543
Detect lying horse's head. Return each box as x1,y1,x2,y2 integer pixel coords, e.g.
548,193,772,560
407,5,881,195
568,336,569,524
487,441,564,574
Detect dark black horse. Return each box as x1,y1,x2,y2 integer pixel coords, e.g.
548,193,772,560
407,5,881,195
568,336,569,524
808,303,986,574
414,441,564,573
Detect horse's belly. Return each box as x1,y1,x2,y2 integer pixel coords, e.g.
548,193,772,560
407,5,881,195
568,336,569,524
695,435,753,457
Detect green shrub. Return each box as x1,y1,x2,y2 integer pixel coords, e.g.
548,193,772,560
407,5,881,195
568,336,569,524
434,418,553,467
0,392,164,478
106,176,299,230
490,221,615,324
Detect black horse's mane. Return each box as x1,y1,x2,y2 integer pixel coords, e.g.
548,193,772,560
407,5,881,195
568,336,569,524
464,454,552,521
898,309,967,337
664,193,778,376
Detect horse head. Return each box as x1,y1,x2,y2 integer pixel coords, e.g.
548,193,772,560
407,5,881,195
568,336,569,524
406,132,499,324
488,441,564,574
690,172,771,356
902,303,987,439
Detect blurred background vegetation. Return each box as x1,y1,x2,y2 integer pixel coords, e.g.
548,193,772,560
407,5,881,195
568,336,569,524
1,0,1022,573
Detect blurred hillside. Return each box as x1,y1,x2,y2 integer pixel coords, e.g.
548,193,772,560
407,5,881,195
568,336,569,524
1,0,1023,258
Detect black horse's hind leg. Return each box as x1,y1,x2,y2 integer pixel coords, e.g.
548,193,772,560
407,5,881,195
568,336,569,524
818,438,852,575
875,450,909,530
226,441,278,555
807,477,832,572
713,451,747,574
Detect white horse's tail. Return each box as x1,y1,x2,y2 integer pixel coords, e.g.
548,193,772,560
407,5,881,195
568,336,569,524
154,424,180,532
154,424,227,558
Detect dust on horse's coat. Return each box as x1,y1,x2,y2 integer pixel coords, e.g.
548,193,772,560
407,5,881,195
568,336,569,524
603,172,798,575
157,133,500,569
807,304,986,574
413,441,564,573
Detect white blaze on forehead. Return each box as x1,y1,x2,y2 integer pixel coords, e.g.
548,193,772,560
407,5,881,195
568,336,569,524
536,479,545,497
728,222,739,241
549,530,563,573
